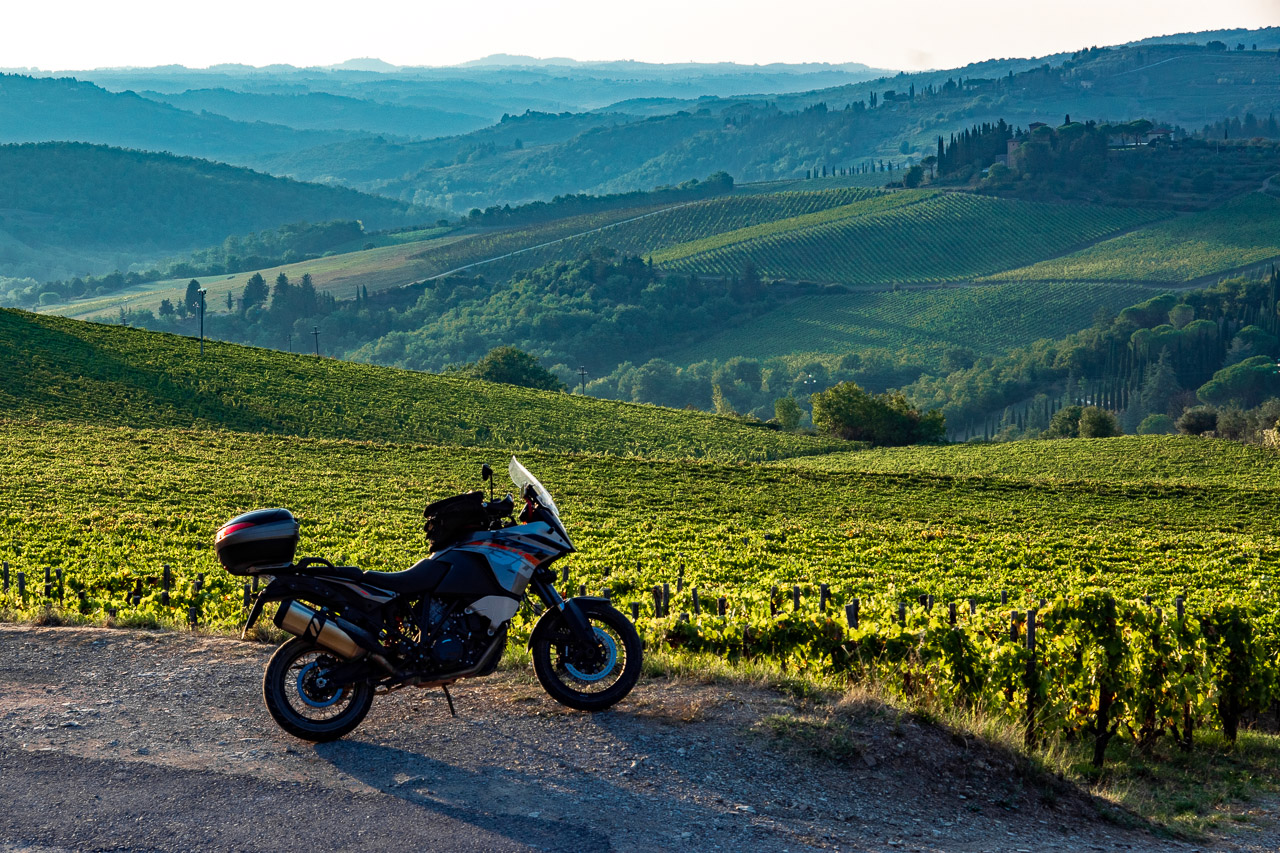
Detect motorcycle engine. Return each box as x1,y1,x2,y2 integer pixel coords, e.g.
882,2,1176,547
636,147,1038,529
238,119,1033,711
412,598,500,674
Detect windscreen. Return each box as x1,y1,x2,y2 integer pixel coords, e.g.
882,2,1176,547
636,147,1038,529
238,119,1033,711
509,456,572,547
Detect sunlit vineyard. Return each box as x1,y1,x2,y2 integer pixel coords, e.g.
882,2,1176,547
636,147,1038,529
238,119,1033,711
981,192,1280,284
0,309,841,462
5,421,1279,629
782,434,1280,487
659,193,1163,284
6,419,1280,765
666,280,1154,363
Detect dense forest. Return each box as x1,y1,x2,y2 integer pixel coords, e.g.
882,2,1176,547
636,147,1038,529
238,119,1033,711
903,268,1280,440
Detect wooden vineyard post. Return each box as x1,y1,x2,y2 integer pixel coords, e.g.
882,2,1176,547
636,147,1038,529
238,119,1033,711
629,602,640,622
578,583,586,598
1,561,7,594
1000,590,1008,607
926,594,934,612
44,566,52,600
819,584,830,613
846,599,859,629
603,587,612,603
243,582,252,609
1024,609,1038,748
968,598,977,616
130,580,143,608
187,604,199,628
792,585,801,612
677,565,684,593
652,586,662,617
918,593,928,610
55,569,63,602
1175,595,1191,751
161,565,171,607
691,588,700,616
717,597,727,617
561,566,569,586
17,571,25,603
897,600,906,626
948,602,957,626
662,583,670,616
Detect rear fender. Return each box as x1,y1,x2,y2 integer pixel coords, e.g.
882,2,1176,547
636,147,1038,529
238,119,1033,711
242,575,372,640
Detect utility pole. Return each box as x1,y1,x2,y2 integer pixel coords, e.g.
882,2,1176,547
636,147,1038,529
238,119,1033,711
287,333,292,353
312,326,321,356
198,289,207,355
578,365,588,395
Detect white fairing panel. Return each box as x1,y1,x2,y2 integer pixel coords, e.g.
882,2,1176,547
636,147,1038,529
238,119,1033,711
470,595,521,629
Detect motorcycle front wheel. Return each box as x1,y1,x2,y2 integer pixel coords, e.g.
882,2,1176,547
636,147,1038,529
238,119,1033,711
530,599,642,712
262,637,374,742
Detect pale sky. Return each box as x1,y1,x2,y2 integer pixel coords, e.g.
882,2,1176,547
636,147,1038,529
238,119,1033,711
5,0,1277,72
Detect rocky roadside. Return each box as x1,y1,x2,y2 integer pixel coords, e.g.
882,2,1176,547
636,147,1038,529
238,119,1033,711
0,625,1275,852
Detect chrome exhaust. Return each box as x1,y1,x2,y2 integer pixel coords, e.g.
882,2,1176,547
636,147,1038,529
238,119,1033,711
274,601,368,660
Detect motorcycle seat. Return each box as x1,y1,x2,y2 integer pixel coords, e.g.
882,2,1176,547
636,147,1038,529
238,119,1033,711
358,557,448,594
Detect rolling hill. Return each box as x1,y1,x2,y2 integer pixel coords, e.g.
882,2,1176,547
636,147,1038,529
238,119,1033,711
980,191,1280,285
0,308,841,462
0,142,435,283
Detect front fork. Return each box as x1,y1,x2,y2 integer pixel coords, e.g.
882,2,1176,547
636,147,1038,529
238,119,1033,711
529,572,600,649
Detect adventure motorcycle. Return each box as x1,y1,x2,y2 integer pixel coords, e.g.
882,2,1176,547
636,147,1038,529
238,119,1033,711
216,457,642,741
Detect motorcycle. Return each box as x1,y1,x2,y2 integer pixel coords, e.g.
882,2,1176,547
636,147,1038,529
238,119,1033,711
215,457,642,742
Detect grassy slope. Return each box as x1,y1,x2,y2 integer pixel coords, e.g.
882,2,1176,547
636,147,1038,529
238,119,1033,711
657,193,1163,284
665,281,1154,363
4,421,1279,632
0,309,840,462
980,192,1280,284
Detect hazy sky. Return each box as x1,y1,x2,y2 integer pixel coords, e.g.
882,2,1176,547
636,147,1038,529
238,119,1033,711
5,0,1277,71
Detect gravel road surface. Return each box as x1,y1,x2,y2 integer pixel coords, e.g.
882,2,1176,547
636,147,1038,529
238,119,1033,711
1,625,1276,852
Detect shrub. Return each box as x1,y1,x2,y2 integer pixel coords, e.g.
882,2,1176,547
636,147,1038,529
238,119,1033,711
1177,406,1219,436
1136,413,1175,435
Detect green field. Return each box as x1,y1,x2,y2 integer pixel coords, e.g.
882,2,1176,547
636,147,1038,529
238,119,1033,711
981,192,1280,284
4,420,1279,630
665,281,1155,363
657,193,1163,285
0,309,841,462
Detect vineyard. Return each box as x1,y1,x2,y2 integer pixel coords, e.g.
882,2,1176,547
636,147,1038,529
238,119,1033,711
0,309,842,462
665,280,1155,363
981,192,1280,285
472,187,893,281
658,193,1163,285
783,434,1280,488
4,421,1280,767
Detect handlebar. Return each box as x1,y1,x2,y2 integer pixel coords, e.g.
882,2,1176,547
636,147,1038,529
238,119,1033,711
486,495,514,519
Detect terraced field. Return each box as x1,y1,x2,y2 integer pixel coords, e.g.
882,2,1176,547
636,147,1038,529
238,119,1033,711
657,194,1164,285
981,192,1280,284
665,280,1155,363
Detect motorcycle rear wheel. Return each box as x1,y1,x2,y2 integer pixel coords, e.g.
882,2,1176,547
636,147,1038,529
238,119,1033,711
531,599,642,712
263,637,374,742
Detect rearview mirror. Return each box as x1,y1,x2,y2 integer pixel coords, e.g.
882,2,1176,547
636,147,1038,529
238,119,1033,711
481,463,493,481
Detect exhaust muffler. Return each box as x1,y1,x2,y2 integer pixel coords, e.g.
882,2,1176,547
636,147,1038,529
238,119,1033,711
274,601,371,660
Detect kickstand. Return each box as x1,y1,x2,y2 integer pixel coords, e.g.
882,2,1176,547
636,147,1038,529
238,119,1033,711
441,684,457,718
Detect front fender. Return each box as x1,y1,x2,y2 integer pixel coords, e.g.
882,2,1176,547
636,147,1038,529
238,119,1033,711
527,596,612,649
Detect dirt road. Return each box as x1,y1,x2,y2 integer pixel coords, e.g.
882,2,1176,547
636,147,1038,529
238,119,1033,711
0,625,1272,852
